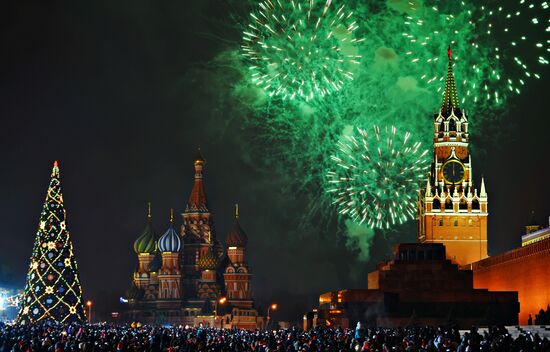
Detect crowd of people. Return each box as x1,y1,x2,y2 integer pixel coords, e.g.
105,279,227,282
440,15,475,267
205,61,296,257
532,305,550,326
0,322,548,352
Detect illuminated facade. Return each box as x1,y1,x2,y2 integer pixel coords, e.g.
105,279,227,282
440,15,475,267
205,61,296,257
418,47,488,266
469,219,550,324
414,48,550,324
521,218,550,247
125,152,261,329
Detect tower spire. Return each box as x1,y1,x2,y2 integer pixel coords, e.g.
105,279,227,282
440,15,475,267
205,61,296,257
480,177,487,198
235,203,239,220
169,208,174,223
147,202,152,221
425,179,432,197
441,45,461,116
186,148,209,213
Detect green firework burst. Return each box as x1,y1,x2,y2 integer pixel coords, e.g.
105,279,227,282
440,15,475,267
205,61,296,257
326,125,430,229
229,0,547,238
241,0,363,103
403,0,549,106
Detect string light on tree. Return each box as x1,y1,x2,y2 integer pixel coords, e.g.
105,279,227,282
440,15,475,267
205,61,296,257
18,161,86,324
326,125,429,230
241,0,363,103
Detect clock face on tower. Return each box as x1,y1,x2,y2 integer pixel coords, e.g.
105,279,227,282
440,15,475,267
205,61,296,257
442,160,465,184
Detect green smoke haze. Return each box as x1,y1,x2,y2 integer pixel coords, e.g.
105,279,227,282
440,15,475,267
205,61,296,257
201,0,548,259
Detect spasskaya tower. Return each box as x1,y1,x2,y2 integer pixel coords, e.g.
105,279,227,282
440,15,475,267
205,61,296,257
418,46,489,266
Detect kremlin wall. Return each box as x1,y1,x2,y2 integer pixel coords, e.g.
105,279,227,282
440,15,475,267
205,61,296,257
469,222,550,324
305,48,550,328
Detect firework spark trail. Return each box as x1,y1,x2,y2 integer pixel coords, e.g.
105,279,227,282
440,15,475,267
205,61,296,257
230,0,548,239
326,125,430,230
241,0,363,103
404,0,549,106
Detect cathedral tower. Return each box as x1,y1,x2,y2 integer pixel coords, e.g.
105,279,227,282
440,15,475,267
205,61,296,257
133,203,158,289
418,46,489,266
158,209,182,299
197,246,221,300
224,205,253,307
181,150,221,297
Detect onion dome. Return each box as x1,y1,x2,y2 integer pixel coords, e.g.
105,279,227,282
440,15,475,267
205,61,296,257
226,204,248,247
198,247,219,270
158,209,182,253
133,203,157,254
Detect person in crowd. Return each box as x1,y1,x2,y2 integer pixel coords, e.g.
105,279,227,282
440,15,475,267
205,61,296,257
0,322,549,351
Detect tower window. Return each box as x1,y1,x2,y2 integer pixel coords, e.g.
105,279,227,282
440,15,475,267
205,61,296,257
454,220,458,227
439,219,444,226
449,119,456,131
468,219,473,226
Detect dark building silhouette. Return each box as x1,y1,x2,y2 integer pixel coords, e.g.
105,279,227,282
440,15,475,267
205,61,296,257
305,243,518,329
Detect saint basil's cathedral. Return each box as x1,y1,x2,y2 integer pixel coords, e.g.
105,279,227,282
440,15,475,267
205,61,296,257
125,152,262,329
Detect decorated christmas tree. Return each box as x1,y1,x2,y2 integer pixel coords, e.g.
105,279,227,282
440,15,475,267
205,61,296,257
18,161,86,324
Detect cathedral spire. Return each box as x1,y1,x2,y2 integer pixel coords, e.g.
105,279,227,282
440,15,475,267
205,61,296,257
186,148,209,213
441,45,461,117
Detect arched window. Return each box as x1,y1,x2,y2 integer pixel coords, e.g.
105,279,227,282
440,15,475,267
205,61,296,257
468,219,473,226
454,220,458,227
472,199,480,210
445,199,453,210
439,219,444,226
433,198,441,210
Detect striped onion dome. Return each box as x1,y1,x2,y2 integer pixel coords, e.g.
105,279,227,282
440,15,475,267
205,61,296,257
133,221,157,254
226,220,248,247
133,204,157,254
158,223,181,253
198,247,219,270
226,204,248,247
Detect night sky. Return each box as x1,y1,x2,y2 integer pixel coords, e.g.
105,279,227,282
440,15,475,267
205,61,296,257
1,1,549,321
